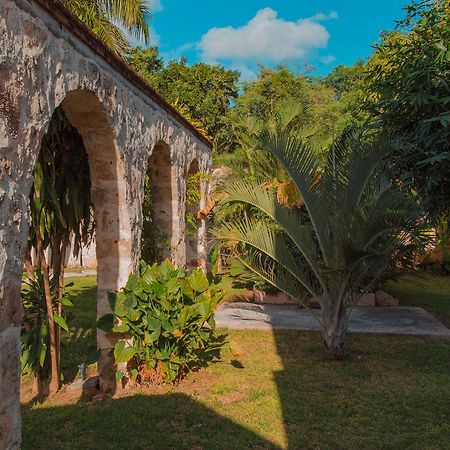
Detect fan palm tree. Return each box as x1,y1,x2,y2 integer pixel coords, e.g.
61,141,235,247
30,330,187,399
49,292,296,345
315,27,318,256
62,0,150,56
214,129,424,359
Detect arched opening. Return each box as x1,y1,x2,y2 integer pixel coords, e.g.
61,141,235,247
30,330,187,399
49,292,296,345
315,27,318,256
185,159,205,269
23,89,131,394
62,90,132,392
143,141,178,262
23,104,95,395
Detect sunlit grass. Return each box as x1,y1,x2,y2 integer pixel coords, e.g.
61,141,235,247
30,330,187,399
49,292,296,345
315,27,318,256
21,273,450,449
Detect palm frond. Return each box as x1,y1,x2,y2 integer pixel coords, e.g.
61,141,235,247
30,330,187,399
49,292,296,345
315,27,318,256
220,179,324,286
213,215,318,296
260,130,331,264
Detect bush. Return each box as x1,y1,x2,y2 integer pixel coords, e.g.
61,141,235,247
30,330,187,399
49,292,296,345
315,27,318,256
100,260,224,384
21,268,72,380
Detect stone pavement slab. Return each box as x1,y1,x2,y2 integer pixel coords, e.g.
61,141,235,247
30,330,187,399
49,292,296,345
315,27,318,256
64,269,97,278
215,303,450,337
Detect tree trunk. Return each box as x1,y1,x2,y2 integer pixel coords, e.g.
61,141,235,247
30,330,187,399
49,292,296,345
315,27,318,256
321,296,348,360
51,233,65,376
24,243,35,281
36,233,60,394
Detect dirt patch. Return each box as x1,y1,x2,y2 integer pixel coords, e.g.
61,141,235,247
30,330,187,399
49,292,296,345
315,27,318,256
20,367,220,407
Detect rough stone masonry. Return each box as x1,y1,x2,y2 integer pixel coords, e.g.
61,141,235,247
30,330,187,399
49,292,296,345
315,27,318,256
0,0,212,447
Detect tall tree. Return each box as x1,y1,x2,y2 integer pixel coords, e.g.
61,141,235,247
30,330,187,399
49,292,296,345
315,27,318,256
62,0,150,55
128,49,240,142
235,66,353,154
364,0,450,221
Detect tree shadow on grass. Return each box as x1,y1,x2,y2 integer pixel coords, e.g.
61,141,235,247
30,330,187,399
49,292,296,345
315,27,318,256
22,393,279,450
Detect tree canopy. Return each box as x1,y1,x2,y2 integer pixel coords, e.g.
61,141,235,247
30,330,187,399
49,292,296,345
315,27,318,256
364,0,450,219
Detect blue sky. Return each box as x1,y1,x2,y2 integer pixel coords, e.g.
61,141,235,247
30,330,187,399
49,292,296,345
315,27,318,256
144,0,408,78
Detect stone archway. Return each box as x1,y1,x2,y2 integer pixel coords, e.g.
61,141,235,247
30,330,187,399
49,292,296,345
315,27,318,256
146,141,179,262
0,1,212,446
185,159,208,270
185,159,201,268
61,90,132,391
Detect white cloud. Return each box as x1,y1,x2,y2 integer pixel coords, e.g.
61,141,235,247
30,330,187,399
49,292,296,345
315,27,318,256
230,63,258,81
321,55,337,64
308,11,338,22
146,0,163,13
161,42,196,62
198,8,335,63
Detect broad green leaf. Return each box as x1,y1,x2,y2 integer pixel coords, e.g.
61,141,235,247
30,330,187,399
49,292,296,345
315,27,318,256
112,323,130,333
39,342,47,367
125,308,141,322
151,281,165,298
114,341,137,364
187,269,209,293
61,297,73,307
54,314,69,331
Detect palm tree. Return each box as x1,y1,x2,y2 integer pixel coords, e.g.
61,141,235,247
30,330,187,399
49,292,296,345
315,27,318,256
214,129,424,359
62,0,150,56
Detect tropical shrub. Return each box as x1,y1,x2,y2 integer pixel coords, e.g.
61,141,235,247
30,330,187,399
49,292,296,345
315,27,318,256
21,268,72,391
100,260,224,384
214,129,427,359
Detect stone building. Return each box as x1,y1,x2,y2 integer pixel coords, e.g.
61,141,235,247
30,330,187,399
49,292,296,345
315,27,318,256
0,0,212,447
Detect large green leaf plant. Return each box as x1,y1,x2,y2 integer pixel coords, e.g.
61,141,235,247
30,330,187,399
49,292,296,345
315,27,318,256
99,260,224,384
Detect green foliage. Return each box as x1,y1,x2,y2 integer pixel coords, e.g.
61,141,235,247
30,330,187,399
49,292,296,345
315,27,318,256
236,67,311,123
127,48,239,140
233,66,353,157
140,174,168,263
436,212,450,273
30,107,94,257
21,268,73,378
100,260,224,383
127,46,163,83
62,0,150,56
185,171,210,236
364,0,450,219
27,106,94,391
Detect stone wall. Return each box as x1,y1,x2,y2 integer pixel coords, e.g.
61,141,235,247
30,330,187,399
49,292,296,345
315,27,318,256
0,0,211,447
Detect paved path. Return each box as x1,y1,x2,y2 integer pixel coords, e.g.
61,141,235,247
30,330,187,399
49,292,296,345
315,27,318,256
215,303,450,337
65,269,97,278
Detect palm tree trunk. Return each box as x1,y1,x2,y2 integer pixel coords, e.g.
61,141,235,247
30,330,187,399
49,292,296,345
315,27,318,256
51,233,64,376
36,232,60,394
320,295,348,360
24,243,35,281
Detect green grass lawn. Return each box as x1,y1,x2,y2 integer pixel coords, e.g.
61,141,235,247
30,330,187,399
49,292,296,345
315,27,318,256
21,273,450,449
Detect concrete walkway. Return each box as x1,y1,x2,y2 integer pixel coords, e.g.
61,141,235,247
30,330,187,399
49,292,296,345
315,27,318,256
215,303,450,337
65,269,97,278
